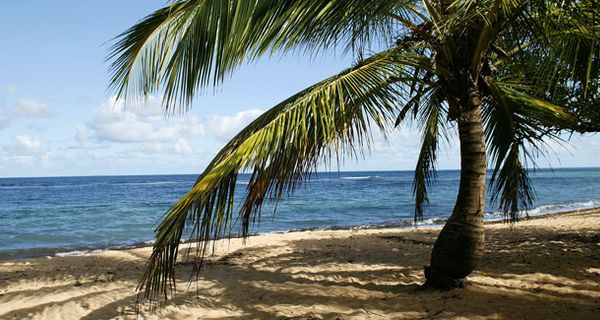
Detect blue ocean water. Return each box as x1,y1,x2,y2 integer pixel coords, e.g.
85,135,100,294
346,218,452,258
1,168,599,260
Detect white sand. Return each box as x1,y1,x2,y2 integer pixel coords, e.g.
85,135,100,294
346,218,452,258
1,209,599,319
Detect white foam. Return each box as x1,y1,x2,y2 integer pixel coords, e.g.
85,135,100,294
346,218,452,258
55,249,104,257
486,200,600,221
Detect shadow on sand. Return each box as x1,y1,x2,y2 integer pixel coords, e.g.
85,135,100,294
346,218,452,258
1,219,599,319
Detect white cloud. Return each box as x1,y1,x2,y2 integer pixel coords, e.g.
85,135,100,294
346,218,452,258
82,96,205,145
2,135,48,166
75,124,109,150
174,138,193,154
208,109,264,140
12,98,55,118
8,135,42,154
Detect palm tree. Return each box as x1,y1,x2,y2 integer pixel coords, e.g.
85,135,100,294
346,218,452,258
109,0,599,300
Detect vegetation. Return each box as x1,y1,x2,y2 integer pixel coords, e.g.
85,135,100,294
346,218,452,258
109,0,599,300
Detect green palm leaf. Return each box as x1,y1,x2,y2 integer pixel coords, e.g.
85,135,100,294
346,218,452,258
483,77,575,220
137,48,433,301
412,86,447,221
108,0,600,302
109,0,419,110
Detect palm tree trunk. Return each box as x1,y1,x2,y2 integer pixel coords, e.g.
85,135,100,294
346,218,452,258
424,107,486,288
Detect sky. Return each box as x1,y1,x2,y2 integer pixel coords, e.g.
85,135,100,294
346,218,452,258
0,1,598,178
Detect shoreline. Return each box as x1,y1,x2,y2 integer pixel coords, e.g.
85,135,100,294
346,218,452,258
484,205,600,223
2,205,599,262
0,207,598,319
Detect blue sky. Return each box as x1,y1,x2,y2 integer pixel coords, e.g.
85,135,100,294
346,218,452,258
0,1,598,178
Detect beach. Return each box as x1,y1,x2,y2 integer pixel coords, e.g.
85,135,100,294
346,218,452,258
0,209,598,319
3,1,600,319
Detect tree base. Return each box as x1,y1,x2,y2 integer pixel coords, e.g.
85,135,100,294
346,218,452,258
422,266,467,290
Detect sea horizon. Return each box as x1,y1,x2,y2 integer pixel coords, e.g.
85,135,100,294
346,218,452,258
2,167,599,260
1,165,599,179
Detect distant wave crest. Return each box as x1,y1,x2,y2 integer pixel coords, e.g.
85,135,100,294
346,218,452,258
340,176,381,181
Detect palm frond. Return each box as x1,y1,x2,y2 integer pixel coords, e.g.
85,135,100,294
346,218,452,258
493,0,600,100
106,0,600,301
109,0,420,110
482,77,574,221
137,48,432,302
412,86,446,222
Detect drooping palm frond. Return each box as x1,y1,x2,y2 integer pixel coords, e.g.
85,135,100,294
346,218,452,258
137,48,435,302
482,77,575,220
109,0,420,110
412,86,447,221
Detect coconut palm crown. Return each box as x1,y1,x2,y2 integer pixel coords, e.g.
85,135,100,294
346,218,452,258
109,0,599,301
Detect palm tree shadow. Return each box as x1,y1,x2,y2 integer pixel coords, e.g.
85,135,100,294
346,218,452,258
156,225,600,319
90,231,430,319
7,223,600,319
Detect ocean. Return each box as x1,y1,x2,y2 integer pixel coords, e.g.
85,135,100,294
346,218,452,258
1,168,599,260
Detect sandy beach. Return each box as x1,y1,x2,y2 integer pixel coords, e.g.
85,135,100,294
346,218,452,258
1,209,599,319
